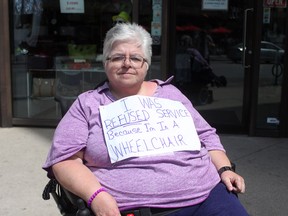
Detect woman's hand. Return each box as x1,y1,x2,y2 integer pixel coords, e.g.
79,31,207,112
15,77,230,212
208,150,246,193
220,170,246,193
91,191,121,216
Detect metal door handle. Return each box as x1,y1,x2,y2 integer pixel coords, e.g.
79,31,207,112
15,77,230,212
243,8,254,68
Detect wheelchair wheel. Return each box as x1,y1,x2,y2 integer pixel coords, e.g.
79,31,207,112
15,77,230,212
198,87,211,105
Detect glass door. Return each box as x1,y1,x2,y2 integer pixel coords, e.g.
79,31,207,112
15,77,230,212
174,0,251,132
256,2,286,135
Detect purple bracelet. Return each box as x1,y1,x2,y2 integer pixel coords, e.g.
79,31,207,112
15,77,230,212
87,187,106,207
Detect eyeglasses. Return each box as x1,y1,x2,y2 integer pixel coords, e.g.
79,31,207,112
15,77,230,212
106,55,147,69
113,20,125,25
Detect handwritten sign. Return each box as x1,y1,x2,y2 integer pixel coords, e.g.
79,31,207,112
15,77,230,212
60,0,84,13
99,95,201,163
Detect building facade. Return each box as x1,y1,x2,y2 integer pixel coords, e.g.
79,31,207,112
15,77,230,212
0,0,288,137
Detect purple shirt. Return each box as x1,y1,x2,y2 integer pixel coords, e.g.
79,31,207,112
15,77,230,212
43,78,224,210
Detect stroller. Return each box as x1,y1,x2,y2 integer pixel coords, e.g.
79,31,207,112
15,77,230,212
175,48,227,105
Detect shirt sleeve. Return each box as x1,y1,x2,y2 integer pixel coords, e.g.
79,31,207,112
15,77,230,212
42,95,90,177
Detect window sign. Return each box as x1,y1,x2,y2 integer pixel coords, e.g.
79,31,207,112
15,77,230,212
60,0,85,13
151,0,162,45
263,0,287,8
263,8,271,24
202,0,228,10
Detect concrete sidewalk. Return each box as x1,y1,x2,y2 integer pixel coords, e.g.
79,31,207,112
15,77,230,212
0,127,287,216
220,134,288,216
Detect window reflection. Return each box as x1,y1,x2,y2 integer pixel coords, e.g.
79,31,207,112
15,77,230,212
11,0,134,120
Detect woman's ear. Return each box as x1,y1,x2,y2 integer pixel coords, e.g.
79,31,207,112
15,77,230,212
145,62,149,71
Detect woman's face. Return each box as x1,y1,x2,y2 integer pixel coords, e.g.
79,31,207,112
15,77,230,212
104,41,148,91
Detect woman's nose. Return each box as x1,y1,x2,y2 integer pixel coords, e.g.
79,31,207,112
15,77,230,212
123,57,132,67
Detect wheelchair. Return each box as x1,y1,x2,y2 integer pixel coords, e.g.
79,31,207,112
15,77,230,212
175,48,227,106
42,85,235,216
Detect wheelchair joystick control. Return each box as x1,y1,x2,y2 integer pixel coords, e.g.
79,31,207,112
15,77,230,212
76,199,92,216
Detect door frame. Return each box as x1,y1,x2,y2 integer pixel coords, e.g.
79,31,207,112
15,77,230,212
242,0,263,136
279,8,288,137
0,0,13,127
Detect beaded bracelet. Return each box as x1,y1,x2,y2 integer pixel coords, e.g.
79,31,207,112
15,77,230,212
87,187,106,207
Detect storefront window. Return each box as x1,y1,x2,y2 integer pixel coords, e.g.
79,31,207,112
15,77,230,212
139,0,162,80
10,0,133,120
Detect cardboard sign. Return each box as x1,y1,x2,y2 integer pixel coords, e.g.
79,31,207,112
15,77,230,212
99,95,201,163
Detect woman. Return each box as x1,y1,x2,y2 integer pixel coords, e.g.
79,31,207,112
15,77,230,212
43,23,248,216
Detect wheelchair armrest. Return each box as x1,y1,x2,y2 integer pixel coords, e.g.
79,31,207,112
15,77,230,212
42,179,93,216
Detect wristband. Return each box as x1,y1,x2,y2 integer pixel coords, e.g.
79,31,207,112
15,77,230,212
218,166,234,176
87,187,106,207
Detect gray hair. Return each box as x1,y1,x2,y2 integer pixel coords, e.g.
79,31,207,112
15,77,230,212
103,23,153,65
